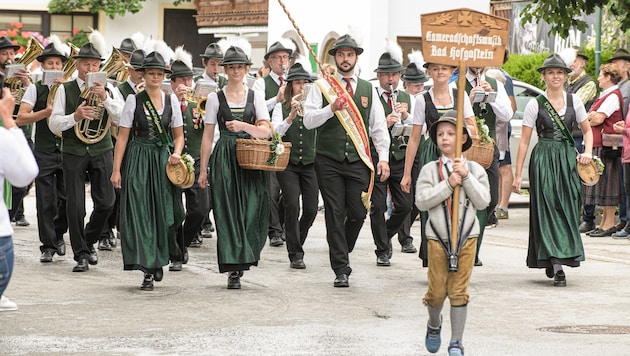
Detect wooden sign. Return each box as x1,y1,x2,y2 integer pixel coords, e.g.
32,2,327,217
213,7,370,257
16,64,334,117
421,8,510,67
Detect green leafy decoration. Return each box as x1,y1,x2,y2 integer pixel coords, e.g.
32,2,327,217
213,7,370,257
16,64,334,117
48,0,192,19
520,0,630,38
266,131,285,165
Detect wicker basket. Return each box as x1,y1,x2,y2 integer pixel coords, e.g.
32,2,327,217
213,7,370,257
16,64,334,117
464,136,495,169
236,138,292,171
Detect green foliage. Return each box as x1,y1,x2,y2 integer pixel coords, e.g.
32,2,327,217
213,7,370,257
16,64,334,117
48,0,193,19
503,52,549,89
520,0,630,38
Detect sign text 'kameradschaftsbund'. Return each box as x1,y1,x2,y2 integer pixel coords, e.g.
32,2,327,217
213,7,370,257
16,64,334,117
420,9,510,67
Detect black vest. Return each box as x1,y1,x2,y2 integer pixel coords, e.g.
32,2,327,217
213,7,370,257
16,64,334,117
33,82,62,152
217,89,256,129
132,93,173,139
536,94,576,139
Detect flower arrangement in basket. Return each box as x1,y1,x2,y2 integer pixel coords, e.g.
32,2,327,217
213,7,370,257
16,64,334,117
236,129,292,171
463,117,495,169
166,153,195,189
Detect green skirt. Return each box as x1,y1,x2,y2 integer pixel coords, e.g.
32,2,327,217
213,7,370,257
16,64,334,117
120,138,184,274
527,138,584,268
211,131,269,273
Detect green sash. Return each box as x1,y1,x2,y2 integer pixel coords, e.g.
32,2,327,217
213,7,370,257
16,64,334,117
3,179,10,207
137,90,173,148
536,94,575,147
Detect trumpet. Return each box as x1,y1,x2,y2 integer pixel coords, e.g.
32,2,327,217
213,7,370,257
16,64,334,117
388,84,410,150
291,83,312,117
183,87,207,116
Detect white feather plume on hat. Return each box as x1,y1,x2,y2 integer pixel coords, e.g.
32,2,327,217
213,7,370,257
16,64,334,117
384,38,403,65
294,55,313,74
49,34,70,57
277,37,296,53
130,32,145,50
219,38,252,59
347,25,363,47
173,46,193,69
88,29,109,58
558,47,577,67
408,50,425,69
153,39,174,64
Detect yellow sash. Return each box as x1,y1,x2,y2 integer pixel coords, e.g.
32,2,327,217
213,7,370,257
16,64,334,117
315,76,374,210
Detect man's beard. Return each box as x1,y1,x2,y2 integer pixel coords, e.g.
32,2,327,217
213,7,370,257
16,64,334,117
336,61,355,75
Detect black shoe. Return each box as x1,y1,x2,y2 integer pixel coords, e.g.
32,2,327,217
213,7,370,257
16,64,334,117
201,226,214,238
269,236,284,247
98,238,111,251
169,261,183,272
376,255,391,266
154,267,164,282
141,274,154,291
108,229,117,248
486,212,498,227
15,216,30,227
227,271,241,289
553,270,566,287
589,227,616,237
579,222,596,233
183,249,189,264
55,239,66,256
207,221,215,233
615,221,625,232
545,266,554,278
334,274,349,288
474,258,483,267
40,250,54,263
189,236,202,248
290,259,306,269
88,246,98,265
401,242,417,254
586,227,602,236
72,258,89,272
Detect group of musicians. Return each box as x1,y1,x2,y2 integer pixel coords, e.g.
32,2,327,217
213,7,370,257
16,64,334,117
2,31,505,290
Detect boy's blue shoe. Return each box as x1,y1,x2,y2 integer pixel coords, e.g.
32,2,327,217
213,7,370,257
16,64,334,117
448,341,464,356
425,322,442,353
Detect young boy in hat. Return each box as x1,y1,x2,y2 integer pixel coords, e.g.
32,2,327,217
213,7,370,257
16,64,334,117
415,110,490,356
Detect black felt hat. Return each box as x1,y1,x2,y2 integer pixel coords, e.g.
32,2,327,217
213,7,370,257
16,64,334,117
200,43,223,59
0,36,20,52
73,42,104,61
170,59,193,78
286,63,312,82
220,46,252,66
264,41,293,60
118,38,136,54
536,53,571,73
429,110,473,152
328,34,363,56
608,48,630,62
374,52,405,73
575,47,589,61
140,51,171,74
401,63,428,83
127,49,145,70
36,42,68,63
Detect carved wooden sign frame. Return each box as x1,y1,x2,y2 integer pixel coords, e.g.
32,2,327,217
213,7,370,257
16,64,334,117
421,8,510,67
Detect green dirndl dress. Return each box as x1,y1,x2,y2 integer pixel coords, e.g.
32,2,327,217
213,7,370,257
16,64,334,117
120,109,184,274
211,108,270,273
527,137,584,268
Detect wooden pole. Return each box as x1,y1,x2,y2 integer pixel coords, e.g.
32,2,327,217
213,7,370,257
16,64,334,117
451,60,466,250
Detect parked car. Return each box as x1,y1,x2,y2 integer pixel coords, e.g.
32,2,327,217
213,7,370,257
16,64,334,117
509,79,544,189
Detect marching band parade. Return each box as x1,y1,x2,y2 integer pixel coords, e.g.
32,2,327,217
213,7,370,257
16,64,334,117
1,2,630,355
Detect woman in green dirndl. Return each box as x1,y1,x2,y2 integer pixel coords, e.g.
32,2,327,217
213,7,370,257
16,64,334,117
111,51,185,291
198,44,272,290
513,53,592,287
401,62,476,266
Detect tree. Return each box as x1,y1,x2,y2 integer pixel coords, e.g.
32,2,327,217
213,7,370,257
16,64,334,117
520,0,630,39
48,0,191,19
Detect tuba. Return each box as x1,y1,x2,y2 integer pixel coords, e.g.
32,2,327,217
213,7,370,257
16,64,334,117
75,80,114,144
47,43,79,137
6,37,44,104
102,47,129,81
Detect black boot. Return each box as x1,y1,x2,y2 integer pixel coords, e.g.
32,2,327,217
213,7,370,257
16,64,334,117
141,274,154,291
